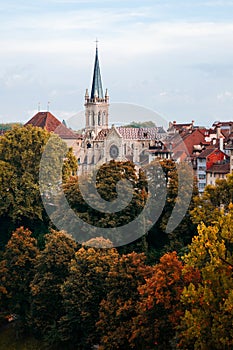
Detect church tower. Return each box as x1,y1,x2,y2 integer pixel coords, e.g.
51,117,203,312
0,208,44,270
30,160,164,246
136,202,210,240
84,43,109,137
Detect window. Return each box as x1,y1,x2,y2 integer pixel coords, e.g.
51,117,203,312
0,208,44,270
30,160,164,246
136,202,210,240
199,174,206,180
199,183,205,189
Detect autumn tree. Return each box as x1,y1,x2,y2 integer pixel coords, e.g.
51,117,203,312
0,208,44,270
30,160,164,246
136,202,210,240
190,172,233,227
97,252,152,350
0,227,39,325
179,206,233,349
129,252,200,349
29,230,77,346
59,241,119,349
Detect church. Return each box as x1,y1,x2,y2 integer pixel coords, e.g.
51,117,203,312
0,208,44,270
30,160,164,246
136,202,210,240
77,45,170,173
25,45,170,174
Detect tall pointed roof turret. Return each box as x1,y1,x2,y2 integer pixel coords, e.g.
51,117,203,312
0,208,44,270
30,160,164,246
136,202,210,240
90,42,104,99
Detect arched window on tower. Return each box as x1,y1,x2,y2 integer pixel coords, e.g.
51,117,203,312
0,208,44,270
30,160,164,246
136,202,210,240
98,112,101,126
102,111,106,125
92,112,95,126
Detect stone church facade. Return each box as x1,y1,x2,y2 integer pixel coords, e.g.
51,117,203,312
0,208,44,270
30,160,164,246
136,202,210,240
77,46,170,173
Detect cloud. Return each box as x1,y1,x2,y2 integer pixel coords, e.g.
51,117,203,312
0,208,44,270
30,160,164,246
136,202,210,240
217,91,233,101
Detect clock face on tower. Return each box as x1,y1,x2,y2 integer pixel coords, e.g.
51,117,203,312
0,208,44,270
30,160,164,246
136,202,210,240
109,144,119,159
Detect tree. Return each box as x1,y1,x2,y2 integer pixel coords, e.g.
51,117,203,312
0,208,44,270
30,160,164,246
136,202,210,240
0,125,77,245
29,230,77,346
130,252,200,349
0,227,39,325
59,242,119,349
54,160,147,248
146,159,198,257
179,206,233,349
124,121,156,128
190,172,233,227
97,252,152,350
62,147,78,182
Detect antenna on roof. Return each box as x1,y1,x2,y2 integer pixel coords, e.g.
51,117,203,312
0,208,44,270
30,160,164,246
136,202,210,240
47,101,50,112
38,102,40,112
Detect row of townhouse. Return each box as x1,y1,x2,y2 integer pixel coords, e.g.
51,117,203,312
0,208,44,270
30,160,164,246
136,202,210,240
166,120,233,193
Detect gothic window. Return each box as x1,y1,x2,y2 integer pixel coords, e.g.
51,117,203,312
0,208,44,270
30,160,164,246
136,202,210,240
102,111,106,125
92,112,95,126
98,112,101,126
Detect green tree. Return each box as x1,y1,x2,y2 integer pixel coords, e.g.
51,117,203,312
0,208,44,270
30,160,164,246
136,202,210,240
29,230,77,346
0,227,39,325
59,242,119,349
0,125,77,245
55,160,147,248
62,147,78,182
146,159,198,257
179,206,233,349
124,121,156,128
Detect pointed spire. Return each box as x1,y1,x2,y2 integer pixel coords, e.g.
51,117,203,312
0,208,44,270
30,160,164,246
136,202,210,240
91,43,104,100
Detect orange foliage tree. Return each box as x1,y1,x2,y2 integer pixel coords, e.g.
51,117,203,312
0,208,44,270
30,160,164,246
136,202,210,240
130,251,200,349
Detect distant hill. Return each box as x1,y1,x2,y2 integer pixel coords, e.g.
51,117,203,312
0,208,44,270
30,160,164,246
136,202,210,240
0,123,23,131
124,121,156,128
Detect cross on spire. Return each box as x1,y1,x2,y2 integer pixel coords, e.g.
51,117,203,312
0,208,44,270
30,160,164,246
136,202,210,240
95,38,99,49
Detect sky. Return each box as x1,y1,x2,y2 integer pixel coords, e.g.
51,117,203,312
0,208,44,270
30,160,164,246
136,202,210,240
0,0,233,129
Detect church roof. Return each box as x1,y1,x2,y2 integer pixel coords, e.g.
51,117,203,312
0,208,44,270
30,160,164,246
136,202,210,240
91,47,104,99
95,127,158,141
25,111,78,139
117,127,157,140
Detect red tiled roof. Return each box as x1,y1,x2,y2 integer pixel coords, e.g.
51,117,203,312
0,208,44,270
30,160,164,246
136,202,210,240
206,162,230,174
25,112,78,139
170,129,206,156
197,147,217,158
95,128,111,140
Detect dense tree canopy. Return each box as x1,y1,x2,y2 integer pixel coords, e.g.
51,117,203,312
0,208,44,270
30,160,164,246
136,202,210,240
190,172,233,227
59,242,119,349
179,206,233,349
29,231,77,345
146,159,198,256
0,125,77,246
97,252,152,350
54,160,147,247
0,227,39,325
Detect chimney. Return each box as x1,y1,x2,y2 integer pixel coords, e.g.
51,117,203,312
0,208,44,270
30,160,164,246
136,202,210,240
216,127,221,138
219,137,224,152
